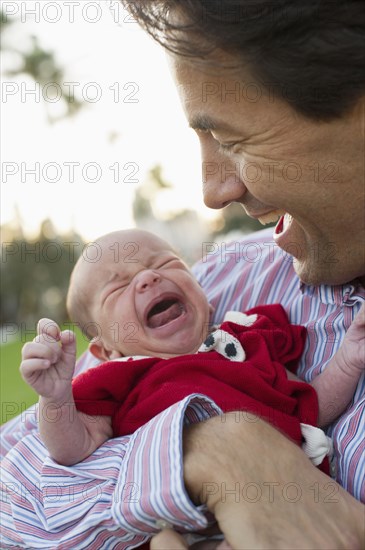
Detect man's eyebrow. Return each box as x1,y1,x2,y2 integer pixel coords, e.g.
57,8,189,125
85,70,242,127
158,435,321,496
189,114,219,131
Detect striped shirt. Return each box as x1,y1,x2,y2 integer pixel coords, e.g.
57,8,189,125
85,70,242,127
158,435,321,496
1,228,364,548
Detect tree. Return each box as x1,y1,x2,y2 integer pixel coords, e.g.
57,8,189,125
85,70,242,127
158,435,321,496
1,9,84,122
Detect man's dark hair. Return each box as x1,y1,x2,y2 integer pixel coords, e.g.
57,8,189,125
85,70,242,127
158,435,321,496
121,0,365,120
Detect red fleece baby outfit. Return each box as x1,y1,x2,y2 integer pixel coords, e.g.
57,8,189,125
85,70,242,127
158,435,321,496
72,304,328,471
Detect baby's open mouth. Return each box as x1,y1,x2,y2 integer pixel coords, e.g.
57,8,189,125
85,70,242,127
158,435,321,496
147,299,185,328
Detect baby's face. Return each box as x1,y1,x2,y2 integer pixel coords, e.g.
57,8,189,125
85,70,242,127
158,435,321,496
81,230,211,359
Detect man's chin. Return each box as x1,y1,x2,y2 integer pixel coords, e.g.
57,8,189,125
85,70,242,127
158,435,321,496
292,258,327,287
293,257,359,287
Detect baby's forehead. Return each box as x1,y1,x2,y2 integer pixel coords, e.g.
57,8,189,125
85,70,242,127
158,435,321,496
80,238,172,279
97,231,172,257
98,239,172,266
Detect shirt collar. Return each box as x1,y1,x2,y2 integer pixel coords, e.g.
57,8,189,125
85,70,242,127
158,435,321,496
300,279,365,306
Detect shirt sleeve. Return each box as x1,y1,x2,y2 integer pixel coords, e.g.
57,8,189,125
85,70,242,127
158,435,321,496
0,395,222,549
0,404,38,459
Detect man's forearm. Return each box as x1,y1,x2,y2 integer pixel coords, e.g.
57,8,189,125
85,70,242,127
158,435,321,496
183,413,364,549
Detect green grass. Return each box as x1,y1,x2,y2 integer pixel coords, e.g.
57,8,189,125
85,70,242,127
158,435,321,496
1,328,90,425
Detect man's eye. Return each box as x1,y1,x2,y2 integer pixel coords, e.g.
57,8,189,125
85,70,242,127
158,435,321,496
217,142,239,155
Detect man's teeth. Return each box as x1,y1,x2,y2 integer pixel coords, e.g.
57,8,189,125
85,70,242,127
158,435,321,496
283,212,293,228
258,210,286,225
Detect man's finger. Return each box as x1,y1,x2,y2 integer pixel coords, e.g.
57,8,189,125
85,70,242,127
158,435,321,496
150,528,188,550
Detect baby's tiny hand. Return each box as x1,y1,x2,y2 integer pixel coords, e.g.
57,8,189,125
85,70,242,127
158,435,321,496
20,318,77,401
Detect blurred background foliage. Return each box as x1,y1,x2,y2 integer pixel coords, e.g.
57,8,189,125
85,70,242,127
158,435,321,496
1,7,84,122
1,218,84,330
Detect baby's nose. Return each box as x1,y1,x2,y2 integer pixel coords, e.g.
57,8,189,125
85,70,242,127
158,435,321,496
135,270,161,292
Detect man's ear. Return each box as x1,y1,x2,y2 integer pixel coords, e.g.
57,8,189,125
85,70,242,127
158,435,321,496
89,339,122,361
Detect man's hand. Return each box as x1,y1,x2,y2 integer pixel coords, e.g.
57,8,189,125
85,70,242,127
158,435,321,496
164,413,364,549
337,302,365,374
151,529,232,549
20,318,76,402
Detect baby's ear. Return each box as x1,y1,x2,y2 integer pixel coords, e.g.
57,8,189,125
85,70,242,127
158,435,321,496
89,340,108,361
89,340,123,361
209,303,215,316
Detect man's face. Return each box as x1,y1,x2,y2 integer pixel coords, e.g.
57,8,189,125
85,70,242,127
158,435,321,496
83,230,211,359
170,56,365,286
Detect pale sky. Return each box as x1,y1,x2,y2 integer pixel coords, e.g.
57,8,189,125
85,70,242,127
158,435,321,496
1,0,218,240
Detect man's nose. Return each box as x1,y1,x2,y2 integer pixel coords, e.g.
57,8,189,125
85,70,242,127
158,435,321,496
135,270,161,292
200,140,247,210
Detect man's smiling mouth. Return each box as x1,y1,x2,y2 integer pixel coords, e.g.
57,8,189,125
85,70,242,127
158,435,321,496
147,298,186,328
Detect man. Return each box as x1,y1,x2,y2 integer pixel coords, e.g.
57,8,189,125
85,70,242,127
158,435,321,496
125,1,364,548
1,1,364,548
